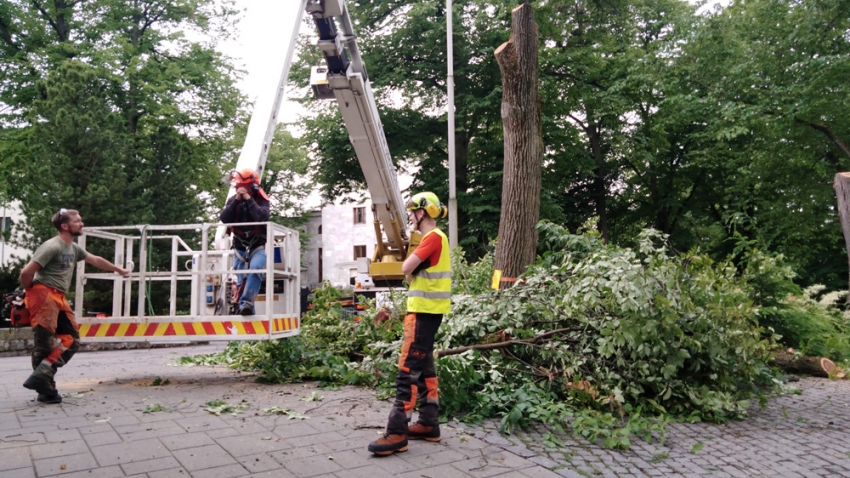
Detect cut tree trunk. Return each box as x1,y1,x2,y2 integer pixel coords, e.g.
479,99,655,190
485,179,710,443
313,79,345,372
770,351,845,378
833,173,850,304
493,3,543,288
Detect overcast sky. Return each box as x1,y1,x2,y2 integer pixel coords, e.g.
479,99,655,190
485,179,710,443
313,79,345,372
217,1,305,125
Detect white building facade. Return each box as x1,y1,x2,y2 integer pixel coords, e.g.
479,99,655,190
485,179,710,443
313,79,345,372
1,201,29,270
299,201,378,289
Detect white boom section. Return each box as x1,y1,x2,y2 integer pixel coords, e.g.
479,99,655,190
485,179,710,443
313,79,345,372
232,0,307,188
305,0,409,257
216,1,308,249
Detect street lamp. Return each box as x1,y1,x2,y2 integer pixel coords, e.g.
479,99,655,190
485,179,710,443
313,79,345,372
447,0,458,250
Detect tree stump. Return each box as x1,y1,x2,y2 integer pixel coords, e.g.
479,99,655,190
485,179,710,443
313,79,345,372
493,3,543,288
833,172,850,304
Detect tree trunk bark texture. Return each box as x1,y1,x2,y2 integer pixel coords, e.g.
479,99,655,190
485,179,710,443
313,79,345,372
770,351,844,378
493,3,542,288
833,173,850,303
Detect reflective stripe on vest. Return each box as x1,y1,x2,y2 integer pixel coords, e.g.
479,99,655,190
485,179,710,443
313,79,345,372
407,228,451,314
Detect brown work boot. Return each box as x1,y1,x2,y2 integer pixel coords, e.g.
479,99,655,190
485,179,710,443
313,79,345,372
408,422,441,442
368,433,408,456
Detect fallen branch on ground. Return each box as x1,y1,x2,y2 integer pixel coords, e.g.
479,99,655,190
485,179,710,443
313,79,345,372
436,326,580,357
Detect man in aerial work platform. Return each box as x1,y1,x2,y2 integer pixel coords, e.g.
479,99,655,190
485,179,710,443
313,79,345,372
220,169,271,315
369,192,451,456
19,208,131,403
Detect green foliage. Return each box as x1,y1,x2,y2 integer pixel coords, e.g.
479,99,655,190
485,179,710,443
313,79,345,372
756,286,850,361
0,0,246,245
182,225,790,449
438,223,778,446
290,0,850,289
205,399,249,416
260,124,314,228
140,404,174,414
720,244,850,360
450,245,495,295
263,407,310,420
180,282,406,388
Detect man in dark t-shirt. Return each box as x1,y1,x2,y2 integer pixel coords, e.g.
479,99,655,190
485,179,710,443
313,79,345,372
19,209,130,403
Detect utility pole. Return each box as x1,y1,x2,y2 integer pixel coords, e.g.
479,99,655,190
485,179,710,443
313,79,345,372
0,207,5,269
447,0,458,250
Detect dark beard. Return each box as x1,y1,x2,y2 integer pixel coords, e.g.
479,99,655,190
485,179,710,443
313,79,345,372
71,230,82,237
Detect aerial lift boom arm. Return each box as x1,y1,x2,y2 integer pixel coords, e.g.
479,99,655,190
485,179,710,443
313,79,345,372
304,0,411,283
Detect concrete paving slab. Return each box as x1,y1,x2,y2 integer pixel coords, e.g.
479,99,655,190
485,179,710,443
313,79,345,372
120,457,182,476
171,443,240,471
3,469,37,478
332,464,395,478
283,454,344,477
0,446,34,471
236,452,281,473
147,467,191,478
91,437,173,467
33,451,99,476
3,343,850,477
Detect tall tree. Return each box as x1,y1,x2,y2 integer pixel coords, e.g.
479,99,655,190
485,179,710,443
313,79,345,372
668,0,850,287
493,2,542,283
0,0,246,245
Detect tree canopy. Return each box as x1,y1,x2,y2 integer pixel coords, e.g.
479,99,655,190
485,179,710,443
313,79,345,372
0,0,848,292
0,0,247,245
292,0,850,290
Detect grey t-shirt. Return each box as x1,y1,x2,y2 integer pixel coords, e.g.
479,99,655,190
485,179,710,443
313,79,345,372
32,237,88,293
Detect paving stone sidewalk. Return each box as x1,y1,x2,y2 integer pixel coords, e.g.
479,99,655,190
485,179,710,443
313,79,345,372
1,344,849,478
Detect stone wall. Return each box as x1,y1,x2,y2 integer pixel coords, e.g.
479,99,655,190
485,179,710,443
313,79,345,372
0,327,205,357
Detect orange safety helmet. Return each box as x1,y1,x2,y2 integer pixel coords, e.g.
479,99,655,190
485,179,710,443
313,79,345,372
231,169,260,189
229,168,268,200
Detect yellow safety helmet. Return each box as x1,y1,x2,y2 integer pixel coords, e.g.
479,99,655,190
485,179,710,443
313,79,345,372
406,192,447,219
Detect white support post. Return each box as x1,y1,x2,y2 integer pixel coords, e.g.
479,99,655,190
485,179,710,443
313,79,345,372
137,226,148,320
447,0,458,250
170,236,178,316
265,223,274,321
112,235,124,317
200,224,209,320
123,238,134,317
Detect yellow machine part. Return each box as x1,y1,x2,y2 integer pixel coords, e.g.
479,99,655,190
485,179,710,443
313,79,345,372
369,231,422,281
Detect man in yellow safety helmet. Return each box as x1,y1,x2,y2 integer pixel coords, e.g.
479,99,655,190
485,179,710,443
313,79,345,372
369,192,451,456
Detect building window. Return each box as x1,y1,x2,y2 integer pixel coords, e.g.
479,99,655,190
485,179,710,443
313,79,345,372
353,245,367,260
318,248,323,282
0,217,12,232
353,207,366,224
317,225,322,235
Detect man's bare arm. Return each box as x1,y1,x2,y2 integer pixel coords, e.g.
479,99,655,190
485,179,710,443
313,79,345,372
19,261,42,289
84,254,131,276
402,253,423,284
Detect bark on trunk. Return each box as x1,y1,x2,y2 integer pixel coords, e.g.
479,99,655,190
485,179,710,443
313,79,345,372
770,351,844,378
493,3,542,288
833,173,850,304
586,116,609,241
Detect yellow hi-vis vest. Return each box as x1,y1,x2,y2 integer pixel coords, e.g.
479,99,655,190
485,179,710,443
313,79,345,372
407,228,451,314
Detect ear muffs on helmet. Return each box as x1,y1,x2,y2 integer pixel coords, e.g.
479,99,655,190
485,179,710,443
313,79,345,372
232,169,260,193
417,196,448,219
